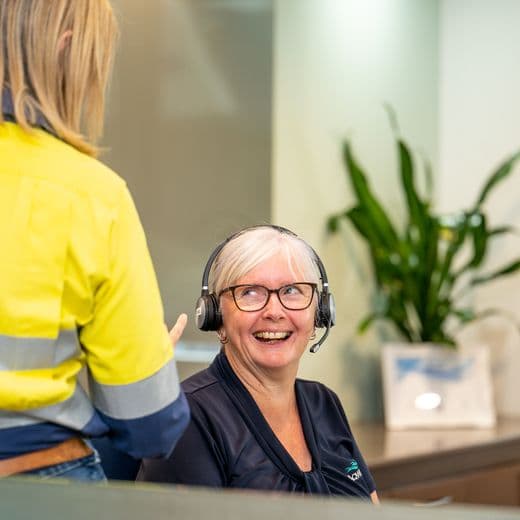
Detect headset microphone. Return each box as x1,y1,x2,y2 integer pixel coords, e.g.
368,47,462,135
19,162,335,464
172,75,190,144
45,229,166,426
310,322,331,354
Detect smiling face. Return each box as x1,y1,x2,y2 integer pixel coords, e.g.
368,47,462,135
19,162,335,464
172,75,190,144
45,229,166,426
219,251,317,377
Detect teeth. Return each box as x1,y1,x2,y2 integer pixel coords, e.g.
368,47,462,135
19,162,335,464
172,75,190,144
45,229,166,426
254,331,290,340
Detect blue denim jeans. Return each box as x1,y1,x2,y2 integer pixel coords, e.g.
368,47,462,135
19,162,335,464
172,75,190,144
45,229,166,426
23,442,107,483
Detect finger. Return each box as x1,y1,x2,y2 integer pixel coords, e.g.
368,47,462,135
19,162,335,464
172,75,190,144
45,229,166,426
169,313,188,345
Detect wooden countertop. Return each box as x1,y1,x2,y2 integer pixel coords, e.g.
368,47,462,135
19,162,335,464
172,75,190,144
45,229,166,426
351,418,520,489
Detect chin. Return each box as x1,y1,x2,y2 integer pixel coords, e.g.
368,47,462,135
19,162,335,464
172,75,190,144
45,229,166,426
253,346,303,371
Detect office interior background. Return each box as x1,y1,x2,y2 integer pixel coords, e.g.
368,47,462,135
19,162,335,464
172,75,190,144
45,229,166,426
103,0,520,423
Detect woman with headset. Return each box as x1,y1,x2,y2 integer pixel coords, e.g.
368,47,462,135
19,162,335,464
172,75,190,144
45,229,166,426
0,0,189,481
139,226,378,502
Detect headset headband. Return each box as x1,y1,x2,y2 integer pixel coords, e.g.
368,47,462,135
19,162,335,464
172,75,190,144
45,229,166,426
199,225,329,296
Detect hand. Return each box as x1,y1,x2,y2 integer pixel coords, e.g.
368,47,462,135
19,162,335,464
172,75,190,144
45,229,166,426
168,313,188,347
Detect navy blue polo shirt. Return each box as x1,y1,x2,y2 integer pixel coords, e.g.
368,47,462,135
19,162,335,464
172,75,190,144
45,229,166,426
139,351,376,499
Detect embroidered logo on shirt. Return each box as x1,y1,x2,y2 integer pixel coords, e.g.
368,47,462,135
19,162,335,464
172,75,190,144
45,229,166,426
345,460,362,482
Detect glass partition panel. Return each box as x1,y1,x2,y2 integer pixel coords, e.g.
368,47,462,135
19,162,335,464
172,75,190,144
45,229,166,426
103,0,272,350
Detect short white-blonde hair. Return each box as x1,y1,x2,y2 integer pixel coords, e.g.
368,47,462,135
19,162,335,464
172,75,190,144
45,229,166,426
210,226,321,295
0,0,118,156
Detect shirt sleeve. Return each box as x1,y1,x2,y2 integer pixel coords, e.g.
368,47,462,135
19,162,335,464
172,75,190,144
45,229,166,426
137,398,226,486
79,184,189,459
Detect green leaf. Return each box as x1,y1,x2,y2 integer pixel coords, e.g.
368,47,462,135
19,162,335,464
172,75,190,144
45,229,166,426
449,211,488,277
467,212,487,268
326,213,341,233
453,215,515,278
383,103,400,136
471,259,520,286
357,313,378,334
435,215,469,299
421,152,434,203
475,150,520,207
397,140,436,334
346,206,387,257
422,218,441,338
347,206,404,288
398,139,428,241
343,142,399,250
489,225,518,237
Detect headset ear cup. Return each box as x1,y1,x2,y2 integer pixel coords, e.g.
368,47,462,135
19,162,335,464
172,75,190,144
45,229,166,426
195,295,210,331
210,293,223,330
195,294,222,331
327,292,336,327
315,291,335,328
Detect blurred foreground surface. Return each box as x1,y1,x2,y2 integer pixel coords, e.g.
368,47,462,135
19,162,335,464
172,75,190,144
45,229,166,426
1,477,519,520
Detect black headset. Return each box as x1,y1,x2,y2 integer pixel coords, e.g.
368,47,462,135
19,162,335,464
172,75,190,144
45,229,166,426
195,225,336,353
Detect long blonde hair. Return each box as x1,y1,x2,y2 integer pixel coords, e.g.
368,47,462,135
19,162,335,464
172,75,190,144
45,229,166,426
0,0,118,156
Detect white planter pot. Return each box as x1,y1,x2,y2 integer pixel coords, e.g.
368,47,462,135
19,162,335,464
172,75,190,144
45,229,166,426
493,336,520,417
381,343,496,430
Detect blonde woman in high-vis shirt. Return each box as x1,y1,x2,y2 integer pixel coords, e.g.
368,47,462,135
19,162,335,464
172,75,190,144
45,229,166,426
0,0,189,481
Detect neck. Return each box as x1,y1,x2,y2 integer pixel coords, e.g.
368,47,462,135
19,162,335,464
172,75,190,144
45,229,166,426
222,349,311,472
224,349,298,404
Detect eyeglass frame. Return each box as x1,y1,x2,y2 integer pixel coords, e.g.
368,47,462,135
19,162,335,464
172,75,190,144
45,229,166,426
218,282,318,312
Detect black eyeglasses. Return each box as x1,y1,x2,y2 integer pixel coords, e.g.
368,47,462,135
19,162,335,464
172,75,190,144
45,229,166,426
219,283,317,312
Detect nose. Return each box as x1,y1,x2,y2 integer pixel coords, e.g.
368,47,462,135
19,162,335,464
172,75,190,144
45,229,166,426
261,291,285,319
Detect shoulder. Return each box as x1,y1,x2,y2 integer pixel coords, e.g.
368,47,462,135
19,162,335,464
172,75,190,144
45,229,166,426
181,366,230,418
0,122,126,207
180,365,247,438
182,366,220,395
296,378,341,404
44,131,127,207
296,379,349,422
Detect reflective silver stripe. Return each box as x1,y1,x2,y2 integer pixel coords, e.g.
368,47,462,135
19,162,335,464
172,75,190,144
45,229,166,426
0,412,43,429
89,357,181,420
0,329,81,371
0,384,95,431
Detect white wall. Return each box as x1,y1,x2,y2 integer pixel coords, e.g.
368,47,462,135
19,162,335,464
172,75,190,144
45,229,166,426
439,0,520,415
272,0,439,420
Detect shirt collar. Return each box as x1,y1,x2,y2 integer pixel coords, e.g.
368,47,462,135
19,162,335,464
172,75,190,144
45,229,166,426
2,88,56,136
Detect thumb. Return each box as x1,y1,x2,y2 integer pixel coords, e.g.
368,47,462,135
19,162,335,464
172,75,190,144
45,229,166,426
169,313,188,346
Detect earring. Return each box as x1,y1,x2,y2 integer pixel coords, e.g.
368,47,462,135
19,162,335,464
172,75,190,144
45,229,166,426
309,329,316,341
217,330,229,345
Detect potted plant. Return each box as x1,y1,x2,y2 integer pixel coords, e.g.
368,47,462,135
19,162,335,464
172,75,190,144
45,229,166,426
327,121,520,346
327,113,520,428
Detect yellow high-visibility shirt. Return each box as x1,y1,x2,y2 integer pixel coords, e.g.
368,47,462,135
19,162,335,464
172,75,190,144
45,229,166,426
0,122,189,458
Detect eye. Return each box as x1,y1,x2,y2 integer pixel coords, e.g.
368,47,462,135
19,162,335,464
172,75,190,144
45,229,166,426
236,285,262,298
281,284,304,296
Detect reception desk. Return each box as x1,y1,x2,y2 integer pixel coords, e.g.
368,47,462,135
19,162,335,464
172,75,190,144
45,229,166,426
353,418,520,507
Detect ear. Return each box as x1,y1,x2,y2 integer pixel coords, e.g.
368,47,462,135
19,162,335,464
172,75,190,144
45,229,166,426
57,30,73,54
